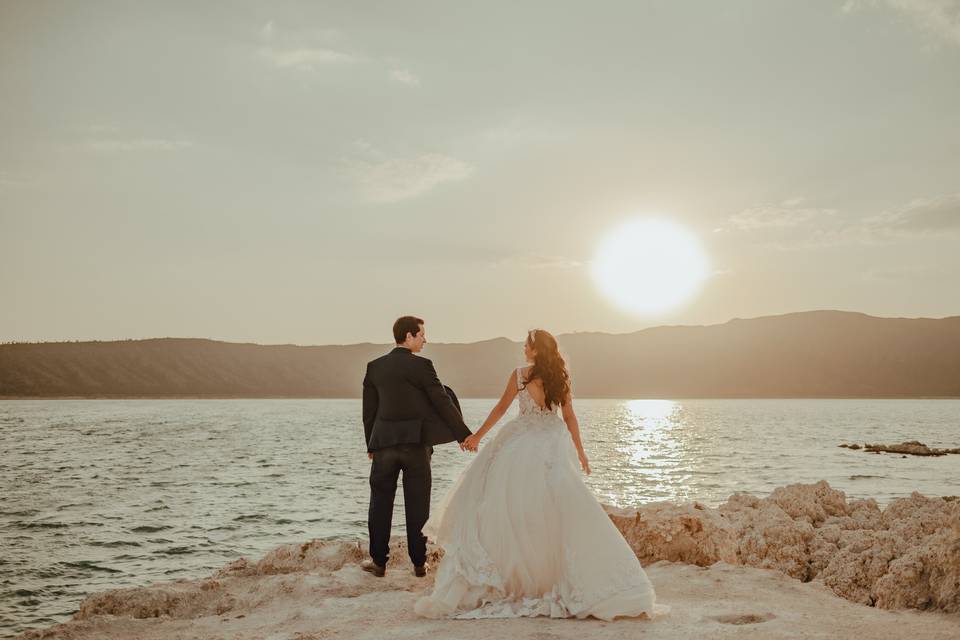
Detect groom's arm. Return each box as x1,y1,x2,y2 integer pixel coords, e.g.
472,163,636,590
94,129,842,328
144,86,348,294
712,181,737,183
362,364,378,451
419,358,472,442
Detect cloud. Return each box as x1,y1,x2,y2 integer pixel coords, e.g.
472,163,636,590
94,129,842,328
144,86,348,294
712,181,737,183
470,116,572,152
259,46,354,70
843,0,960,47
258,21,423,89
389,68,420,86
343,141,473,203
863,192,960,234
257,20,354,71
725,200,849,249
727,193,960,249
86,138,194,152
728,200,838,231
260,20,276,41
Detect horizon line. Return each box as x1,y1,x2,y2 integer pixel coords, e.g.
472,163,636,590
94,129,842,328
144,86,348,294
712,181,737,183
3,308,960,349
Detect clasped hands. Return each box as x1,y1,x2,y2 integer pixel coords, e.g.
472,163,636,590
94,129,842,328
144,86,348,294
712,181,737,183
367,435,480,459
460,432,481,452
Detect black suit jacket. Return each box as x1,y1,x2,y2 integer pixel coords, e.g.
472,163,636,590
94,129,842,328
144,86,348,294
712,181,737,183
362,347,472,452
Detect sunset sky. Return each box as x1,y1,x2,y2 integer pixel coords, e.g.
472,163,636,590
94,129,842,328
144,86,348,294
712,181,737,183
2,1,959,345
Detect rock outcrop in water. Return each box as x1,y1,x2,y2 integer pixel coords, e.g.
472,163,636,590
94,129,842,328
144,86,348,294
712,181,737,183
839,441,960,456
606,481,960,612
17,483,960,640
862,441,960,456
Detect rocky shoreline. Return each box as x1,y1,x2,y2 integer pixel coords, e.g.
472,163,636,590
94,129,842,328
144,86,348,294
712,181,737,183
607,480,960,610
16,482,960,639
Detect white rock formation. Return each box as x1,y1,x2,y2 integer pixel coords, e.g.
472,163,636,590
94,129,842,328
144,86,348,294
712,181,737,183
16,482,960,639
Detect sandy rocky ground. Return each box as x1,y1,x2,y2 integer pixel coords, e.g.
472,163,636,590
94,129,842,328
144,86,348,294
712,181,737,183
17,481,960,640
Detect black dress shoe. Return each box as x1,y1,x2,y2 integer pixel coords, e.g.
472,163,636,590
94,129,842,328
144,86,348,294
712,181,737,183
361,559,385,577
414,564,428,577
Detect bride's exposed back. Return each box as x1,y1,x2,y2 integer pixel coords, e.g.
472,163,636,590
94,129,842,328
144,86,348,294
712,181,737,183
414,329,666,620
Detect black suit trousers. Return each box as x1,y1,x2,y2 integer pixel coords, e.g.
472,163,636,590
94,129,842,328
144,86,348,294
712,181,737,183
368,443,433,567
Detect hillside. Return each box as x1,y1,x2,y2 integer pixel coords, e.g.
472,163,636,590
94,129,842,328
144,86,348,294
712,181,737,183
2,311,959,398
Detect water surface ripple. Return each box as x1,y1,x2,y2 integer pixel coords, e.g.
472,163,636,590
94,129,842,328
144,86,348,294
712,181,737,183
2,398,958,637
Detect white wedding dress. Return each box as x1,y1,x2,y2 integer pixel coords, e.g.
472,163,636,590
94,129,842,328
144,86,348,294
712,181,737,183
414,368,665,621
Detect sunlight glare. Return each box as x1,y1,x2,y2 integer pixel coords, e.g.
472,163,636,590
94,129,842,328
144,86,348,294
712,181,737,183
591,217,709,315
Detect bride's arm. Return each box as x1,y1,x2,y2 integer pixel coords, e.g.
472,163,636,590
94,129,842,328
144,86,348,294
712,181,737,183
561,393,591,475
462,370,519,449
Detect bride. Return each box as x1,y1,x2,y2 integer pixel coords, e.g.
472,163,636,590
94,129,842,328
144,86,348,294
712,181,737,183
414,329,665,621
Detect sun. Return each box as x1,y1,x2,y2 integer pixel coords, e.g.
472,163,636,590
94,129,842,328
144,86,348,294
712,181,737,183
591,217,709,315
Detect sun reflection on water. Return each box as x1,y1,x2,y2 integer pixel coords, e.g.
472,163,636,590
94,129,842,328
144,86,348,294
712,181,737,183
587,398,698,507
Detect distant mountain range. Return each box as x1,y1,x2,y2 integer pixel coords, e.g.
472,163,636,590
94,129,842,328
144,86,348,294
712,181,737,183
2,311,959,398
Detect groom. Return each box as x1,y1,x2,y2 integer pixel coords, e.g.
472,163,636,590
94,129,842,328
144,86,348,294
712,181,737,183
361,315,474,577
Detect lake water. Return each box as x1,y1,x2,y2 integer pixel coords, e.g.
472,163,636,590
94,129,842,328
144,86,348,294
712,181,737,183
2,398,959,637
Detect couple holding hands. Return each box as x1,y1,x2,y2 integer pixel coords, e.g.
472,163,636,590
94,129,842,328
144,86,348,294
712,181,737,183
360,315,663,621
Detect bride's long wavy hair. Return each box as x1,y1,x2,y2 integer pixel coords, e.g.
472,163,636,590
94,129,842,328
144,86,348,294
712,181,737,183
522,329,571,410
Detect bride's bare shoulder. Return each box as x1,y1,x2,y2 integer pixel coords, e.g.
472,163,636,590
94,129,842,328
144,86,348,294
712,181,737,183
517,365,537,382
518,367,545,388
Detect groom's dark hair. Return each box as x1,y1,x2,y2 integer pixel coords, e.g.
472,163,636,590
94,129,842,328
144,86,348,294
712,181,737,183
393,316,424,344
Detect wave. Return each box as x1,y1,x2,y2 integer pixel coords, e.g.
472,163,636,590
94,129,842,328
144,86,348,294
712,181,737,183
60,560,123,574
89,540,143,548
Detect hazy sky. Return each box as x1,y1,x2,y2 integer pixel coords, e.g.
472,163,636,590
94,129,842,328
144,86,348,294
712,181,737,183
2,1,959,345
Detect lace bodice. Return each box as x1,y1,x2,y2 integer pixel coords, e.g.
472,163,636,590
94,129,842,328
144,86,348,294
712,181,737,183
516,367,560,417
